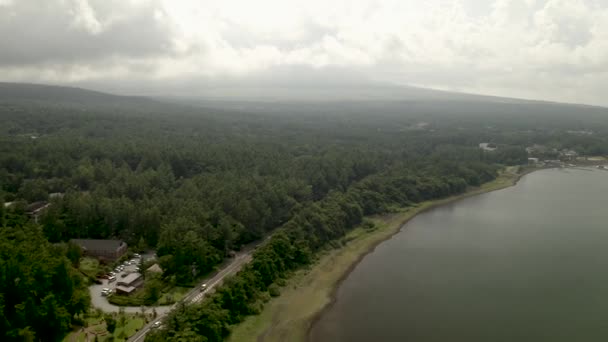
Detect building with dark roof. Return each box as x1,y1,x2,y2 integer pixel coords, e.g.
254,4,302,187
26,201,50,223
70,239,127,261
116,272,143,295
118,272,143,288
116,285,138,295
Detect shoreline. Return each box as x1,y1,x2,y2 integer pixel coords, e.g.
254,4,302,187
228,167,538,342
305,166,537,341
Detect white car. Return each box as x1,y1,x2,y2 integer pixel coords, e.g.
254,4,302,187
151,321,162,329
201,283,208,291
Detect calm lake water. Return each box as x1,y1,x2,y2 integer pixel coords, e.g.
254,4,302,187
311,168,608,342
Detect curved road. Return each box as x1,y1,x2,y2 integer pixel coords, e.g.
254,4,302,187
89,283,173,315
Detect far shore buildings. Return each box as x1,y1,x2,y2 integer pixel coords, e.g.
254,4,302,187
560,149,579,160
71,239,127,261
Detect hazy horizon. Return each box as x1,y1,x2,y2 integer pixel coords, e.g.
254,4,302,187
2,0,608,106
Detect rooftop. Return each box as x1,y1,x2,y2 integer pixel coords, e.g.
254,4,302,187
70,239,126,251
147,263,163,273
26,201,49,213
118,272,142,286
116,285,137,294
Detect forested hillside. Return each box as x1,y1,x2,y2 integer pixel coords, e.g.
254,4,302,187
1,84,607,341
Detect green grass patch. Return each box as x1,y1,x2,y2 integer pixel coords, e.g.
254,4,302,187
108,291,150,306
79,257,102,279
111,317,145,341
63,314,145,342
158,286,191,305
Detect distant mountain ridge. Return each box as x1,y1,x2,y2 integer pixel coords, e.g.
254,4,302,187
0,82,606,115
0,82,159,108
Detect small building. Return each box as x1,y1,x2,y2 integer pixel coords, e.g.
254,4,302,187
115,273,143,295
49,192,64,199
560,149,578,160
71,239,128,261
544,160,563,167
146,263,163,274
26,201,50,223
526,144,547,155
479,143,497,151
117,272,143,288
116,285,138,295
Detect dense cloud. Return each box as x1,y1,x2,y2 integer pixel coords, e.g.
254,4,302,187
1,0,607,105
0,0,174,66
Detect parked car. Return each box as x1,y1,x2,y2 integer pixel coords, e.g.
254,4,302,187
133,253,141,258
108,276,116,283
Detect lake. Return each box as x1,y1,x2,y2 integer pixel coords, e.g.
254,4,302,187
311,168,608,342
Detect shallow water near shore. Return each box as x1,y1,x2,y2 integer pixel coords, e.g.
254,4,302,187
311,168,608,342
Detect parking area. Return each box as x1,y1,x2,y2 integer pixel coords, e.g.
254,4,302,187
89,253,172,314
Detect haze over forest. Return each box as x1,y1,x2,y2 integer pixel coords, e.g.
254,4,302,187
2,0,608,106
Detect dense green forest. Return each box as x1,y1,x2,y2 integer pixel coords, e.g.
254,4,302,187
0,221,90,341
1,84,607,341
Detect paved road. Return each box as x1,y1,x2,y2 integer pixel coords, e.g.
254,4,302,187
89,283,173,315
128,252,254,342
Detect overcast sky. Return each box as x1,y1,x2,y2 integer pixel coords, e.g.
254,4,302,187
1,0,607,105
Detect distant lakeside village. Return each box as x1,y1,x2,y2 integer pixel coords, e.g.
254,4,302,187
479,141,608,169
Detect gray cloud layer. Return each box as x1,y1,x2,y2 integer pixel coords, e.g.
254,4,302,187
1,0,608,106
0,0,173,66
